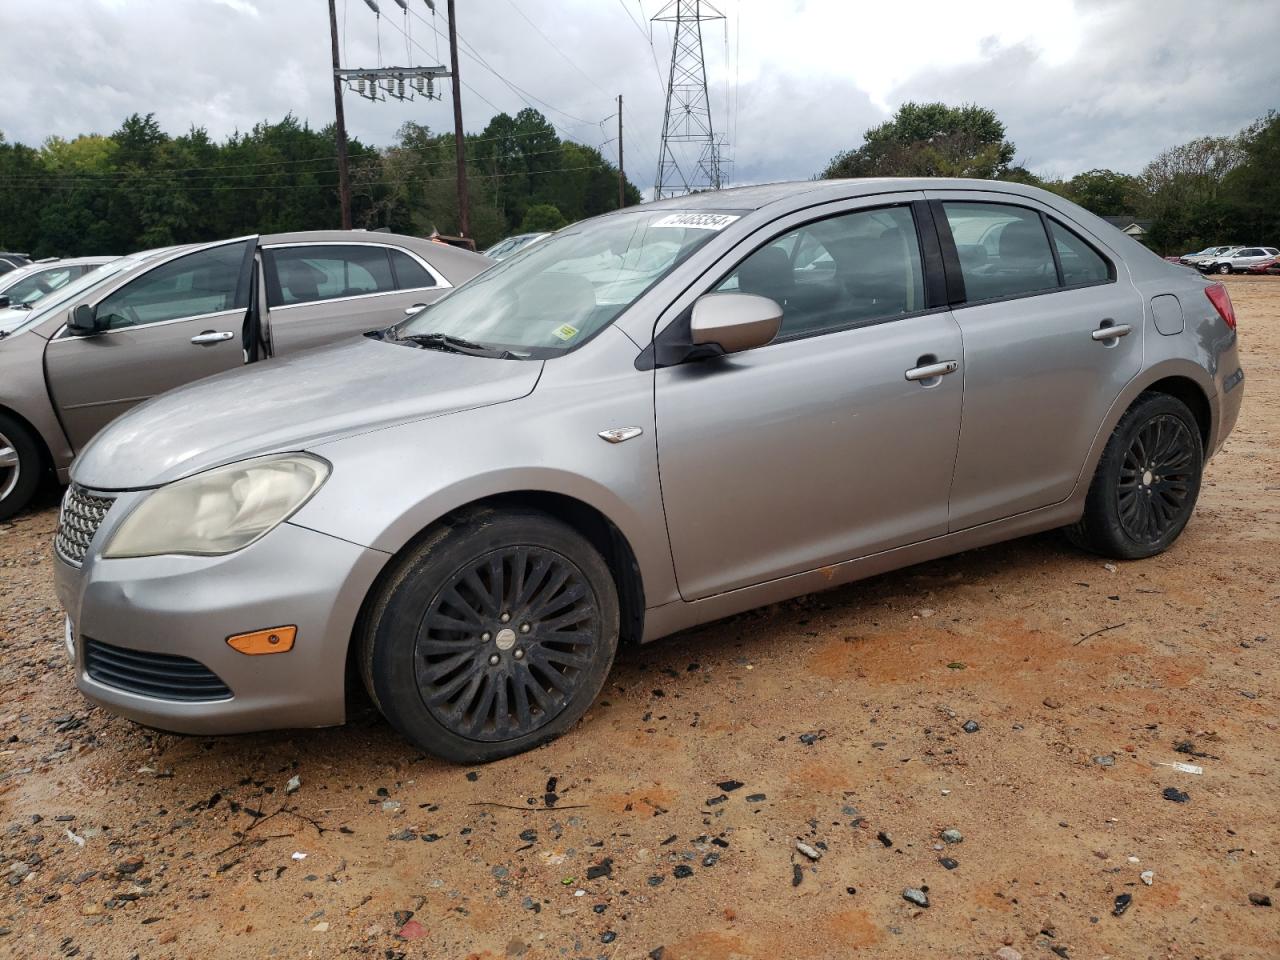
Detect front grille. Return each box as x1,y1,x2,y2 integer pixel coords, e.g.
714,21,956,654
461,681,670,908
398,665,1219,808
55,485,116,566
84,638,233,702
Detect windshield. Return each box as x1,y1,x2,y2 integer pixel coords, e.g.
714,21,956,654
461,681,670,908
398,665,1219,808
397,210,740,358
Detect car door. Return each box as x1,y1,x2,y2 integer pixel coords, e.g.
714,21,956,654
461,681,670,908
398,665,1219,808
43,237,255,450
654,197,965,601
262,243,451,353
926,191,1144,530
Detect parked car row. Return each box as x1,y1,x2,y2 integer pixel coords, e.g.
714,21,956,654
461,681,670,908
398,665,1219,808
0,231,491,519
1179,244,1279,274
30,179,1243,764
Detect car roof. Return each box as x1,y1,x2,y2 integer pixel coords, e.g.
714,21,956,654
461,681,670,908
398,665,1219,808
259,229,490,282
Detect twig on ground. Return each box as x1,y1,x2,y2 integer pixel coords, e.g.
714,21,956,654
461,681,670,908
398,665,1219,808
1074,622,1128,646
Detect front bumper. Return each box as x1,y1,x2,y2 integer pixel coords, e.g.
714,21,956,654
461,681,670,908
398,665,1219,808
54,497,388,735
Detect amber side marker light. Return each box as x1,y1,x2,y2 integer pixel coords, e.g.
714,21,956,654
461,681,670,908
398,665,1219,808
227,626,297,655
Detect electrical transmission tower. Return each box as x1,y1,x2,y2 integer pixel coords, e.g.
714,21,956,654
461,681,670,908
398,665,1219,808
653,0,725,200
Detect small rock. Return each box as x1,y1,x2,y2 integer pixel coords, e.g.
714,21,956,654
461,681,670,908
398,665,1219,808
745,793,767,803
285,775,301,795
962,720,980,734
1092,755,1115,767
1248,893,1272,907
115,857,144,876
393,910,414,925
902,888,929,908
585,859,613,880
994,948,1023,960
941,829,963,844
381,800,401,812
1140,870,1154,886
1113,893,1132,916
939,857,958,870
791,863,803,887
795,840,822,861
672,865,693,879
312,922,329,932
1162,787,1189,804
600,931,617,944
398,919,427,940
388,829,417,841
716,780,744,792
877,831,893,848
1042,698,1061,709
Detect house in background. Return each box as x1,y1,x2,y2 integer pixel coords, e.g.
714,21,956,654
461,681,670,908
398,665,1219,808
1102,216,1155,242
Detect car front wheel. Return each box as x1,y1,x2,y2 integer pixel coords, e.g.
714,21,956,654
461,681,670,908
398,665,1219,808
359,508,620,763
1066,392,1204,560
1216,263,1232,274
0,413,42,522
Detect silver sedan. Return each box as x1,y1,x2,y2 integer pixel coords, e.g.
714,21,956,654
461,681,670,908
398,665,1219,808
53,178,1245,763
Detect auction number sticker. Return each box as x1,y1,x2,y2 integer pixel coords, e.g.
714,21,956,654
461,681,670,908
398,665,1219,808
651,213,741,231
552,323,579,341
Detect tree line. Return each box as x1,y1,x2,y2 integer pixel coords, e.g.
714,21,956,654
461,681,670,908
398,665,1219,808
821,102,1280,254
0,108,641,257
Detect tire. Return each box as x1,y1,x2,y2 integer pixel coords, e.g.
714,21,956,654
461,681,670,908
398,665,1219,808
359,508,620,763
1066,392,1203,560
1216,263,1232,274
0,413,42,522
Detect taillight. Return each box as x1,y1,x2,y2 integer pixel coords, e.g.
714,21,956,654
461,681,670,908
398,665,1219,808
1205,283,1236,330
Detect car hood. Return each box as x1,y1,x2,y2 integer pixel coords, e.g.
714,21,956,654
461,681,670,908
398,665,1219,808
71,337,544,490
0,307,34,334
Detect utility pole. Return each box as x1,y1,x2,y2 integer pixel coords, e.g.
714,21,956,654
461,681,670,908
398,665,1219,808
328,0,353,228
617,94,625,209
446,0,470,238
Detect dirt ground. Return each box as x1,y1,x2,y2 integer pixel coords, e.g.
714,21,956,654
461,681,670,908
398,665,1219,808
1,277,1277,960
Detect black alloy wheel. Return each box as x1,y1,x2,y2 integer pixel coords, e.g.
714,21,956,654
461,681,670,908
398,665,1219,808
361,508,620,763
1115,413,1197,546
415,545,601,742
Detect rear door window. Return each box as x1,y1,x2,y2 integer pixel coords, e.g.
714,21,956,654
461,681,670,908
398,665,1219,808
1048,220,1111,285
715,205,925,339
265,245,395,306
389,249,438,290
942,202,1057,301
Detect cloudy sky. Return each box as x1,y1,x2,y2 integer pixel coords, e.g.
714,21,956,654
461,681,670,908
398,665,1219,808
3,0,1277,191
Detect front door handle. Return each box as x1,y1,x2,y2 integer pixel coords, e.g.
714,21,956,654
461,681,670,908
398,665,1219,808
191,330,234,345
904,360,959,382
404,303,428,316
1091,323,1132,341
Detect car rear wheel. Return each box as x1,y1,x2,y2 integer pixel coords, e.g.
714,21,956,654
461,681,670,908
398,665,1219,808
359,508,620,763
1066,392,1203,560
0,413,42,522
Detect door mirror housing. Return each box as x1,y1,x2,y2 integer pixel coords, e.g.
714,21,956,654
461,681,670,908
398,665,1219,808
690,292,782,355
67,303,102,336
0,295,9,309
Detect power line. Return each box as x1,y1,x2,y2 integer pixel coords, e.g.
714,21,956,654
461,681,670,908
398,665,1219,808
0,164,615,193
500,0,611,98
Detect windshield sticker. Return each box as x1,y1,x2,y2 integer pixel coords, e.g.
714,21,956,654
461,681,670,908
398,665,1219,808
552,323,579,341
650,213,740,231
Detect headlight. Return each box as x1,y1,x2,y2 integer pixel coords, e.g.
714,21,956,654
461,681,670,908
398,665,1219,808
102,453,329,559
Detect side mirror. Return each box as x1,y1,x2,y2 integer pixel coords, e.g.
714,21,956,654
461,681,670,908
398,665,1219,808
690,292,782,355
67,303,101,336
0,296,9,309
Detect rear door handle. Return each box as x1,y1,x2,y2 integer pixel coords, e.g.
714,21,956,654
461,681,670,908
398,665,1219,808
1091,323,1132,341
904,360,958,382
191,330,234,345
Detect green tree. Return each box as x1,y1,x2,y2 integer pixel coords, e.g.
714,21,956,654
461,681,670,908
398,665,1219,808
1061,168,1143,216
520,203,567,233
822,102,1017,180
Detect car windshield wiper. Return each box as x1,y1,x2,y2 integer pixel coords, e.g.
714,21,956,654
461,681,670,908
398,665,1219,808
401,332,526,360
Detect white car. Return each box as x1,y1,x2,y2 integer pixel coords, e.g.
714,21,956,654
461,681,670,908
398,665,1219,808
0,257,118,309
1200,246,1279,275
1180,245,1239,266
